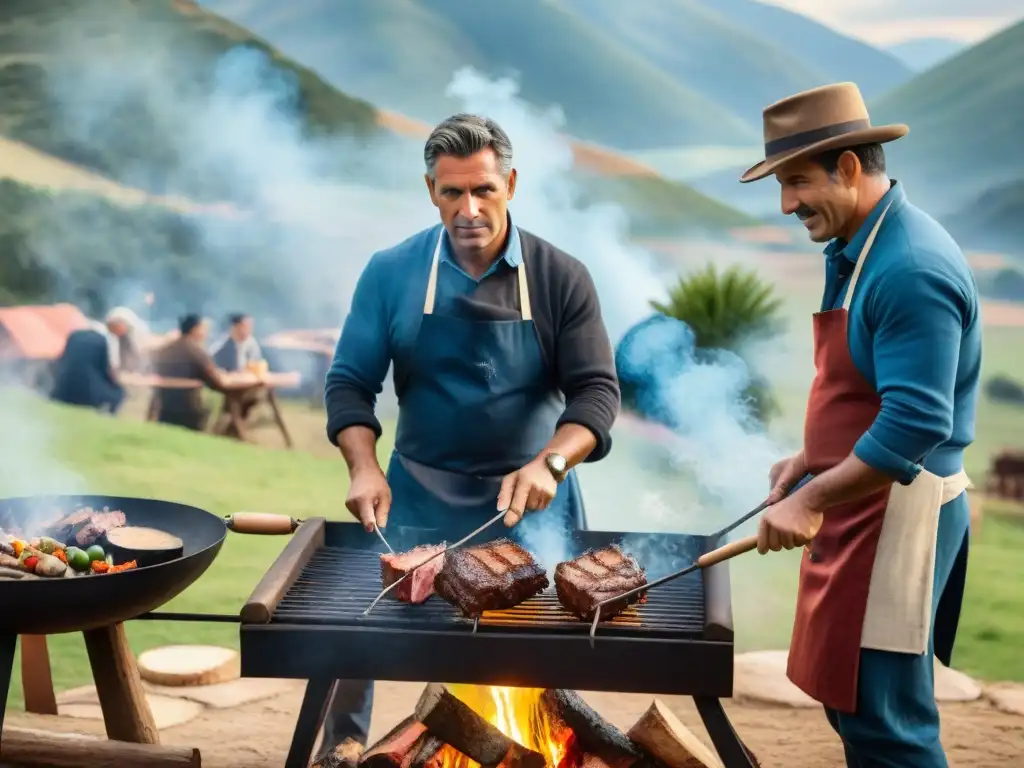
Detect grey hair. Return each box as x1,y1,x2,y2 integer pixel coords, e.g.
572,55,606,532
424,113,513,179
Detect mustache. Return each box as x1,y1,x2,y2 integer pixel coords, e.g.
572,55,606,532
794,205,817,221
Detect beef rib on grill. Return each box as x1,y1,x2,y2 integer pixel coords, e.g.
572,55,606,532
45,507,128,548
380,544,447,604
433,539,548,617
554,545,647,620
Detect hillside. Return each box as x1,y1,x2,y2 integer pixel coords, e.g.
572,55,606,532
0,0,379,202
198,0,757,149
887,37,965,71
944,180,1024,255
871,19,1024,215
562,0,910,127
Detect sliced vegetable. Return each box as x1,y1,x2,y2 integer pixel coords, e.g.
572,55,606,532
35,537,63,554
109,560,138,573
23,556,39,572
53,549,67,564
12,540,25,557
90,560,110,574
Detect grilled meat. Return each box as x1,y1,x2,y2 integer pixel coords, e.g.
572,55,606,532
433,539,548,617
47,507,127,548
380,544,446,604
554,545,647,620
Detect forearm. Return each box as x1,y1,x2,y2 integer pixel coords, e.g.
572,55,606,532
796,452,896,513
534,423,597,469
337,425,382,475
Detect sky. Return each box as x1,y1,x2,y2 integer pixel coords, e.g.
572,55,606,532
762,0,1022,45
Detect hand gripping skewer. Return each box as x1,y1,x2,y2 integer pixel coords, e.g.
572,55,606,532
363,508,508,616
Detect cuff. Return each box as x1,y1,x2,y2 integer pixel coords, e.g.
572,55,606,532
853,432,922,486
326,410,382,447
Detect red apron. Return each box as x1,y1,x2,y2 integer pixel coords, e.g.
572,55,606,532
786,204,893,713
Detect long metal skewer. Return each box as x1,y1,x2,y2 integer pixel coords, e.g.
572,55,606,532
373,522,394,554
588,477,809,645
363,508,509,616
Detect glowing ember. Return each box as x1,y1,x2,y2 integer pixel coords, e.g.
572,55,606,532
436,685,572,767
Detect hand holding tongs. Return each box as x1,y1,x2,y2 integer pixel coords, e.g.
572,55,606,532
588,478,808,645
363,508,508,616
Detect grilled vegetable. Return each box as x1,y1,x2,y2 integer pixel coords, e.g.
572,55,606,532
86,544,106,562
65,547,91,572
32,536,64,555
90,559,110,574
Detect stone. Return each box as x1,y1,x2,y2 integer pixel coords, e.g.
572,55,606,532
934,661,982,702
143,677,300,709
733,651,818,708
985,683,1024,715
56,686,206,729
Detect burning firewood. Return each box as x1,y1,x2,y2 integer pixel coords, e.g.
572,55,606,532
627,699,759,768
414,684,546,768
541,690,643,767
359,716,446,768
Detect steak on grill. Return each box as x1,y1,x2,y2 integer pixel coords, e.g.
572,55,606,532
433,539,548,617
380,544,446,604
554,545,647,620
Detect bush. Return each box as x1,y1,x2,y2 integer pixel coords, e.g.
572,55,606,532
986,375,1024,405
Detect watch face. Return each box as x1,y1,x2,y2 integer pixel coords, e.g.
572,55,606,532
548,454,567,473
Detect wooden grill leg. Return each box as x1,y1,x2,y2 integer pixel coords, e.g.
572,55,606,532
285,679,336,768
693,696,757,768
82,623,159,744
20,635,57,715
1,633,16,743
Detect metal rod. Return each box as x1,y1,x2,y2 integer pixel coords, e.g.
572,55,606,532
588,479,808,646
472,616,481,634
363,508,508,616
373,523,394,554
134,612,243,623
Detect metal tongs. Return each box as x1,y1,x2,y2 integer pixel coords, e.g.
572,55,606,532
588,485,801,646
363,508,509,616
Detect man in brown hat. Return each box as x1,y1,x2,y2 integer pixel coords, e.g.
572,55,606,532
742,82,982,766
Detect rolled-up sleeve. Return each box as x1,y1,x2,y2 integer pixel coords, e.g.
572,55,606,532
853,265,967,484
325,255,391,445
555,266,621,462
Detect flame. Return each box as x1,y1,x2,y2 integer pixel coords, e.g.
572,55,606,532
435,685,572,768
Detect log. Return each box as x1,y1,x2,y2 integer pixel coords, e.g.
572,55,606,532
541,690,642,766
137,645,240,687
626,699,722,768
82,623,159,744
0,726,201,768
360,716,427,768
413,684,545,768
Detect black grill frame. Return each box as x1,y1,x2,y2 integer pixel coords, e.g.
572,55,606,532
240,521,737,696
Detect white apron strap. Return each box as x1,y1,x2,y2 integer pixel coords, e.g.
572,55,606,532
841,200,894,312
423,227,533,320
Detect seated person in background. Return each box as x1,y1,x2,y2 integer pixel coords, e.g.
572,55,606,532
210,313,263,372
152,314,228,431
50,311,135,413
88,307,146,373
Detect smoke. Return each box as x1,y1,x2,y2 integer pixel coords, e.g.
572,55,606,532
7,12,796,575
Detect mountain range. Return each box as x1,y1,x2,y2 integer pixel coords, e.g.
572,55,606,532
886,37,966,71
199,0,912,150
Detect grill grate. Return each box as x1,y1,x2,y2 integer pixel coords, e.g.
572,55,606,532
273,547,707,638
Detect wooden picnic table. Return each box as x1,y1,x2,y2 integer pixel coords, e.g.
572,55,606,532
119,370,301,448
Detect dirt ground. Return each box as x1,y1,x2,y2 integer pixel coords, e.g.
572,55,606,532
7,681,1022,768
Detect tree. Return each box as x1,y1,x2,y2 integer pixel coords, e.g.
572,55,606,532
649,264,785,423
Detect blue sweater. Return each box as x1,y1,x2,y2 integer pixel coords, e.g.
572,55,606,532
823,181,982,483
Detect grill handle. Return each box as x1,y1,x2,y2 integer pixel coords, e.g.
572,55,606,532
225,512,303,535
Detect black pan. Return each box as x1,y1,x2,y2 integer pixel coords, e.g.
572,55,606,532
0,494,272,635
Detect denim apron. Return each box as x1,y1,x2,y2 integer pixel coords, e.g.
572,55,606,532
317,226,587,762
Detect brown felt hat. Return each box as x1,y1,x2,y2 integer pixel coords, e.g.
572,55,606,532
740,82,908,183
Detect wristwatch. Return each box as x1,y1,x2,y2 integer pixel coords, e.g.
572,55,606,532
545,453,568,483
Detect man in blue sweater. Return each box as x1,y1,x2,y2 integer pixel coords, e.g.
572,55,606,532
741,83,982,767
